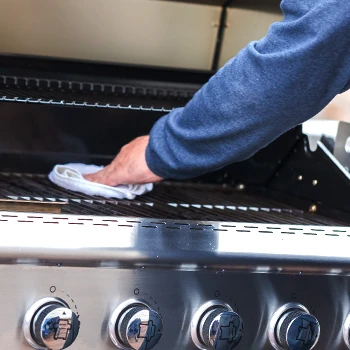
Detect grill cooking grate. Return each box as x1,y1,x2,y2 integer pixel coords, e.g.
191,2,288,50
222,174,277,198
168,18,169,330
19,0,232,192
0,75,196,111
0,173,346,226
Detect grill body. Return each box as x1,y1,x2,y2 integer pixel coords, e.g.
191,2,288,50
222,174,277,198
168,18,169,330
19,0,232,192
0,55,349,350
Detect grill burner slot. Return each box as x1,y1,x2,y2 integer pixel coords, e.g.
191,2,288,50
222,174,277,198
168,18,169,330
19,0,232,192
0,173,346,226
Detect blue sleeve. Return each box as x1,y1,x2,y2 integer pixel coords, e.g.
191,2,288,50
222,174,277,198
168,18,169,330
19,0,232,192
145,0,350,180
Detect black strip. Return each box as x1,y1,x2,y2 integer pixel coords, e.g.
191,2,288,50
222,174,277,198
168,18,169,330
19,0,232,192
0,75,195,110
211,0,236,71
0,54,213,86
156,0,227,5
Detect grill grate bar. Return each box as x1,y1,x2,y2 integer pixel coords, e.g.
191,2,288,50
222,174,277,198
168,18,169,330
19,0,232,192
0,173,347,225
0,79,192,111
0,75,197,101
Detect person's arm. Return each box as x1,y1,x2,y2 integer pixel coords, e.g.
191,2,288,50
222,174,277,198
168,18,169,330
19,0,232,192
86,0,350,185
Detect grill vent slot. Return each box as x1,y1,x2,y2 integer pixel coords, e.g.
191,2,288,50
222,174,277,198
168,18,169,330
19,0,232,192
0,212,349,238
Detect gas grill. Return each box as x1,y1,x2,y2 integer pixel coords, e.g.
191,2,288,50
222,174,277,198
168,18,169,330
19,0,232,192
0,46,350,350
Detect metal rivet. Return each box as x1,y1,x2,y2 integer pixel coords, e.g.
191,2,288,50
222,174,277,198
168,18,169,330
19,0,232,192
312,180,318,186
236,184,245,191
309,205,317,213
297,175,303,181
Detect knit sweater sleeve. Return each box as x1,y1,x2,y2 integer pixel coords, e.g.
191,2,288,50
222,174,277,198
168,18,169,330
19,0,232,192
145,0,350,180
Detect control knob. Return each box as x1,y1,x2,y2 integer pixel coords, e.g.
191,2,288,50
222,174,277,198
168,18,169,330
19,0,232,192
191,301,244,350
23,297,80,350
109,299,163,350
269,303,320,350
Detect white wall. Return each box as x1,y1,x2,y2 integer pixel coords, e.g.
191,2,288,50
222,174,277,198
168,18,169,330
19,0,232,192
0,0,285,70
0,0,220,70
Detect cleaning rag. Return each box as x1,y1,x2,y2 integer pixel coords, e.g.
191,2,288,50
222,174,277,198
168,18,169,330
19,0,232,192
48,163,153,200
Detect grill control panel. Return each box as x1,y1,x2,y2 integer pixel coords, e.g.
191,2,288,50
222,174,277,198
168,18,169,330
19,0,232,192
1,266,350,349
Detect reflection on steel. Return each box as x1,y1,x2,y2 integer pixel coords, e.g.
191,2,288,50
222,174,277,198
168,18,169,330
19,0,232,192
334,121,350,171
0,211,349,273
343,314,350,349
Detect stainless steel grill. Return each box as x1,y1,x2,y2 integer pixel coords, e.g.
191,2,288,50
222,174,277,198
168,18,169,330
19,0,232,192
0,55,350,350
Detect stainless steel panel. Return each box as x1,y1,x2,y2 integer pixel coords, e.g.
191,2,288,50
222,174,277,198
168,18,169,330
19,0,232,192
1,211,349,349
0,265,350,349
0,211,349,273
334,121,350,172
0,0,220,70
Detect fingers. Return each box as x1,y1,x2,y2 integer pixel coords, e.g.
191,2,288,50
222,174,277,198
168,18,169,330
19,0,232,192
84,164,121,186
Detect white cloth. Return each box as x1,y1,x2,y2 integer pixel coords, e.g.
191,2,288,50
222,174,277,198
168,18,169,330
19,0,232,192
48,163,153,200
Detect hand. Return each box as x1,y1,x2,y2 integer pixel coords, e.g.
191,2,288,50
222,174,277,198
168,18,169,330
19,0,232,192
84,136,163,186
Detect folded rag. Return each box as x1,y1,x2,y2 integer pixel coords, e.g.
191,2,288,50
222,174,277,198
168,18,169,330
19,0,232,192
48,163,153,200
